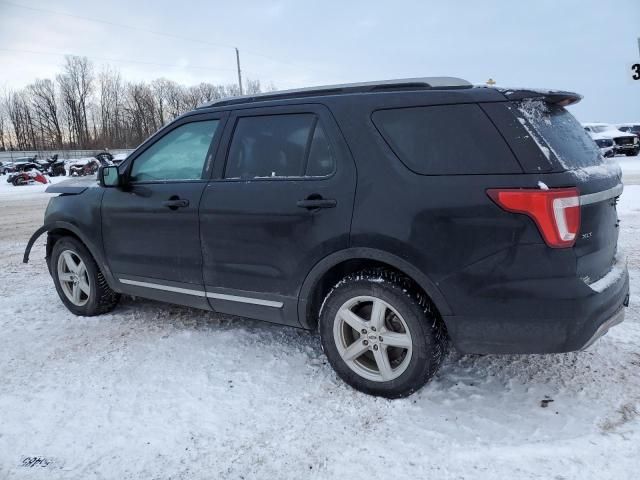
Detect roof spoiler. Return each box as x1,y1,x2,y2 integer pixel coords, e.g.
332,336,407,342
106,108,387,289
497,88,583,106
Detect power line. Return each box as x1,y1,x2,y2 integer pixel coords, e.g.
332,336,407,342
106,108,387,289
0,48,239,72
0,0,323,73
0,0,236,52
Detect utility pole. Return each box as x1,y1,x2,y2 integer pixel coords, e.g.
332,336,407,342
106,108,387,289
235,47,243,95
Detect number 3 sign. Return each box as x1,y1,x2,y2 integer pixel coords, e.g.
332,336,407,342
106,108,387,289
633,39,640,80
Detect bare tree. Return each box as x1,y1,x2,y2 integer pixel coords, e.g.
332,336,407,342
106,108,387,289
123,82,159,146
163,80,186,120
151,78,171,127
1,56,273,151
0,101,7,151
28,79,63,149
245,79,262,95
57,56,94,148
4,89,36,150
98,67,126,147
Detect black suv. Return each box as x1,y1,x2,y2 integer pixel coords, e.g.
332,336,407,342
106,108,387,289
25,78,629,398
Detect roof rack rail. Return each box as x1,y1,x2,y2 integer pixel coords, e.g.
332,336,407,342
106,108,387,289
197,77,472,109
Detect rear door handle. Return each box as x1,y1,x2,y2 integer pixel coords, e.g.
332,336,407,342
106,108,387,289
296,198,337,209
162,198,189,209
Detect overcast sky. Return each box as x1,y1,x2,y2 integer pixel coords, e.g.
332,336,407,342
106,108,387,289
0,0,638,122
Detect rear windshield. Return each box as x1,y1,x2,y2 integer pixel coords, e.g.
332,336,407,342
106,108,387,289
515,100,602,169
372,104,521,175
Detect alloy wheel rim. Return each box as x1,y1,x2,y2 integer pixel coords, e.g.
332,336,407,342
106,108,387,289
57,250,90,306
333,295,413,382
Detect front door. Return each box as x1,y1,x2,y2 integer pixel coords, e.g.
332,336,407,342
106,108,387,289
199,104,356,325
102,114,226,308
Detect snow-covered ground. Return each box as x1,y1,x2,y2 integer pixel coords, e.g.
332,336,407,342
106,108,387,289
617,154,640,185
0,162,639,479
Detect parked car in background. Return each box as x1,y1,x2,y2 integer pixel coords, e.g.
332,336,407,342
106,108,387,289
11,160,44,174
1,161,17,175
592,136,616,158
111,153,129,165
616,123,640,138
1,157,37,174
583,123,639,157
25,78,629,398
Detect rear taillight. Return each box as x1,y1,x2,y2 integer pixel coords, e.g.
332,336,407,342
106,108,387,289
487,187,580,248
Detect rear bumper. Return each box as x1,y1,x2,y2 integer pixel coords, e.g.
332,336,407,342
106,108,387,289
580,304,625,350
442,258,630,354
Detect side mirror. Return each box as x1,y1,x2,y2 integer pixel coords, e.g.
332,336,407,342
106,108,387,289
98,165,121,188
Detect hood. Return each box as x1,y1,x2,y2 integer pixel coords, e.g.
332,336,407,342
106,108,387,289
46,176,99,194
588,128,637,140
590,132,616,140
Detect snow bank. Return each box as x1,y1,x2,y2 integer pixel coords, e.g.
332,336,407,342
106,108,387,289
0,178,639,479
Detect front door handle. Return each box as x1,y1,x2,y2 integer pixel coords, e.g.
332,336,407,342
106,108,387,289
162,197,189,210
296,197,337,209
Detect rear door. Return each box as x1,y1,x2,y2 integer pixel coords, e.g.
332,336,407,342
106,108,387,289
200,104,356,326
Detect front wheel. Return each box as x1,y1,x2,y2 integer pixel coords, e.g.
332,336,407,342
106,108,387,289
51,236,120,316
319,270,447,398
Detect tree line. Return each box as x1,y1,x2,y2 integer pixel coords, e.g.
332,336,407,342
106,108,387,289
0,56,271,151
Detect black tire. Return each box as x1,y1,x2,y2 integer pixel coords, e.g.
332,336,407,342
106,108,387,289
626,151,639,157
12,176,26,186
50,236,120,316
318,270,447,398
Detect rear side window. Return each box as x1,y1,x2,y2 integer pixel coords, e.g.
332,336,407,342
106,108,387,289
515,100,602,169
372,104,520,175
224,114,334,179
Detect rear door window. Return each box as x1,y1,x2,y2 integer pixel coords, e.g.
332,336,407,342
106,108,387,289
372,104,521,175
224,114,335,179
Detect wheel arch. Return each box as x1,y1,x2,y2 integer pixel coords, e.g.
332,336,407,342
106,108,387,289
43,221,120,292
297,247,452,329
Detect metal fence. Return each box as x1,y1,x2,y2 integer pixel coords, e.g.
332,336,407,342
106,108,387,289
0,149,135,163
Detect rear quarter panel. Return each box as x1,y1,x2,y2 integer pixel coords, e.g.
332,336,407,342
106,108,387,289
327,92,580,319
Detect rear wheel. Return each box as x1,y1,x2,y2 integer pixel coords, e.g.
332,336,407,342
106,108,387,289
51,236,120,316
319,270,447,398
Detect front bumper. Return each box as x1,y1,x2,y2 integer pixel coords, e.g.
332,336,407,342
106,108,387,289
614,144,639,154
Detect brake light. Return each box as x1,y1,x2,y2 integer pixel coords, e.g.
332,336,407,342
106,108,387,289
487,188,581,248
